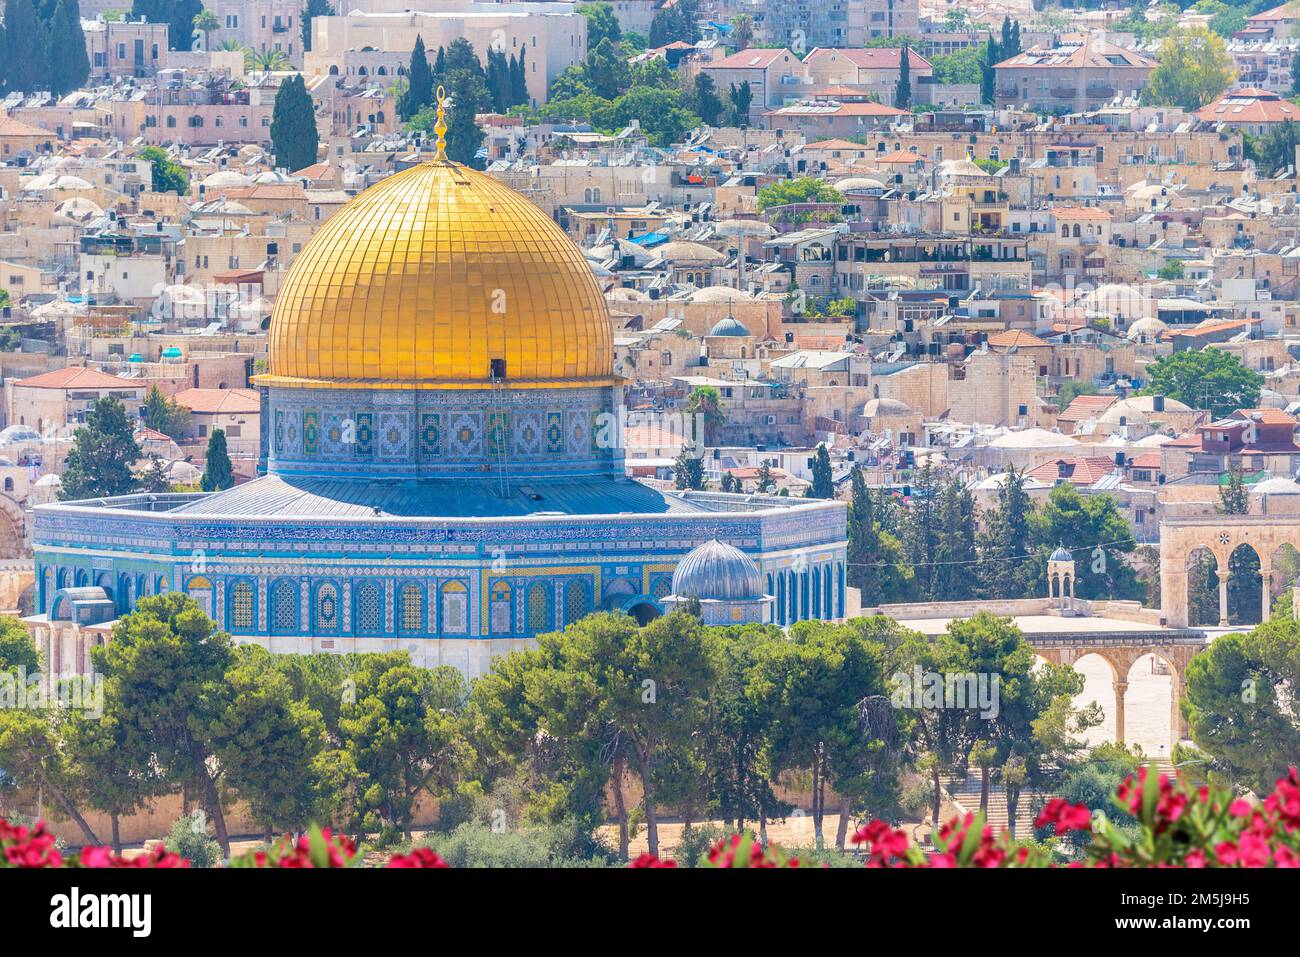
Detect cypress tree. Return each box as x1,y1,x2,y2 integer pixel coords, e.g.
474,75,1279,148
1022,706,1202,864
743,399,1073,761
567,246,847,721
443,69,485,167
200,429,235,492
399,34,433,121
47,0,89,97
485,46,509,113
270,74,319,172
895,42,912,110
809,444,833,499
510,50,528,106
4,0,47,93
301,0,333,54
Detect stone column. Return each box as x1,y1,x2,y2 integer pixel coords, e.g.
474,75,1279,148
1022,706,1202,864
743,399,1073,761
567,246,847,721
1170,674,1186,744
1113,679,1128,744
1218,571,1230,627
1261,569,1273,623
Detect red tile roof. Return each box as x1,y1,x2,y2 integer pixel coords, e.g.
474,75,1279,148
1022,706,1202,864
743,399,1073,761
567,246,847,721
171,388,259,414
987,329,1050,348
1053,206,1112,221
1197,90,1300,125
14,367,139,390
1058,394,1117,422
994,33,1156,70
805,47,933,71
707,48,795,70
1025,456,1120,485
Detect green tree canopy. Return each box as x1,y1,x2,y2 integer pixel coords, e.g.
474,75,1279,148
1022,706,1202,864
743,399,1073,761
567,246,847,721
1145,25,1235,111
200,428,235,492
58,395,141,500
1184,615,1300,793
271,74,320,172
1140,348,1264,418
756,177,845,211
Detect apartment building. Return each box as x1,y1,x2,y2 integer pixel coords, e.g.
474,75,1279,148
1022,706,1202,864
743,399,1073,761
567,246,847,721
303,1,588,107
83,20,170,81
994,33,1157,114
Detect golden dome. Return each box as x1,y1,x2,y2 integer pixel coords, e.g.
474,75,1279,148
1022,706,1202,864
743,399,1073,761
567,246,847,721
256,161,613,389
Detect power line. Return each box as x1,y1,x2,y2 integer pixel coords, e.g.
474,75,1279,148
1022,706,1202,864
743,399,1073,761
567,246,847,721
841,537,1141,569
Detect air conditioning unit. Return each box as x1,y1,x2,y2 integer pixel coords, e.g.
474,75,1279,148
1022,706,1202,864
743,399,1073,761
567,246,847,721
764,415,776,425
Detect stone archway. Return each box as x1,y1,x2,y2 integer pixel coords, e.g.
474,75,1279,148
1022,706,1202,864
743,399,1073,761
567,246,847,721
1159,515,1300,627
626,602,661,626
0,495,27,559
1034,639,1198,749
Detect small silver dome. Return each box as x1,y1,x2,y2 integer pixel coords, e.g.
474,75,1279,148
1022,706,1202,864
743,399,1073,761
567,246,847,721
671,539,763,601
1049,545,1073,563
708,315,750,337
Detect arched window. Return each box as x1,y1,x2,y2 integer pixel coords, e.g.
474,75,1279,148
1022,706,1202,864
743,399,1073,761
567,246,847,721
1072,224,1081,238
1060,224,1068,237
563,581,587,626
355,582,382,634
812,566,821,618
823,566,833,619
527,582,549,633
230,581,254,630
441,581,468,634
156,574,168,594
57,567,69,590
328,64,339,75
316,582,340,632
271,579,297,634
399,582,423,634
777,573,786,625
42,567,53,614
489,580,512,634
187,575,214,617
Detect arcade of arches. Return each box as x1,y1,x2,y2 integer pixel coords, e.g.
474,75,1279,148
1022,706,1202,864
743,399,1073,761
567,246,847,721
1035,639,1201,745
1160,515,1300,627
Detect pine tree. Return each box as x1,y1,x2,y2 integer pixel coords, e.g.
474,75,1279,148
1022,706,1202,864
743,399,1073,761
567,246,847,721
399,35,433,121
271,74,319,172
143,384,190,437
903,463,942,598
673,447,704,490
933,478,978,601
977,465,1037,599
47,0,89,100
692,73,722,126
1219,465,1249,515
4,0,47,93
485,46,508,112
895,42,912,110
59,396,141,500
200,429,235,492
444,37,483,78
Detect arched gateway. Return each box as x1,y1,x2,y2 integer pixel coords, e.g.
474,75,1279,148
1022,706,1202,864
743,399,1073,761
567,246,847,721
1160,514,1300,627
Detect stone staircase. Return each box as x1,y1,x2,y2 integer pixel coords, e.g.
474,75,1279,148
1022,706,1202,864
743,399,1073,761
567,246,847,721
942,773,1038,835
942,759,1179,836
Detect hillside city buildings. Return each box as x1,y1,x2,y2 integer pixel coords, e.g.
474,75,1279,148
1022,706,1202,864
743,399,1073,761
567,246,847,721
6,0,1300,717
